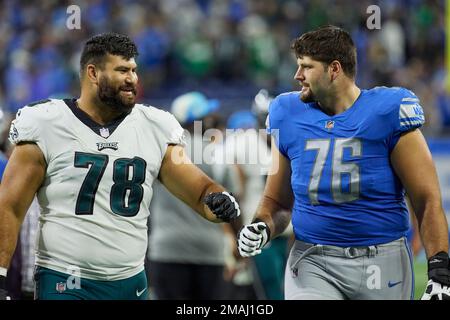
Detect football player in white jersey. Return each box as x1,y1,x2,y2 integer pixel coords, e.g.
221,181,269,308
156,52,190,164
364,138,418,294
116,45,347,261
0,33,240,300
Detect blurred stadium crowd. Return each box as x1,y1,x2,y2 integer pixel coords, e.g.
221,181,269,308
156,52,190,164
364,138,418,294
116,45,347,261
0,0,449,136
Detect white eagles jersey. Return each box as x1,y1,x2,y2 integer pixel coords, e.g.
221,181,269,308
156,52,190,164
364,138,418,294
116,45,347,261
9,98,185,281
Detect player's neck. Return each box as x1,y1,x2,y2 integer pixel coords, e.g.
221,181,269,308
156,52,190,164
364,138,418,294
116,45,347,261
318,83,361,116
77,95,123,125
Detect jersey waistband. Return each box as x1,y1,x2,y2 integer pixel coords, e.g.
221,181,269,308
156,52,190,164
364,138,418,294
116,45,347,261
35,261,145,281
291,237,407,259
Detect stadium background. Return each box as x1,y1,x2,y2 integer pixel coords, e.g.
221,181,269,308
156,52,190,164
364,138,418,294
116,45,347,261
1,0,449,299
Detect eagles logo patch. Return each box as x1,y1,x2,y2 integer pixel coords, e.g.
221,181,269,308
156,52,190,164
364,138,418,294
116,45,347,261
96,142,119,151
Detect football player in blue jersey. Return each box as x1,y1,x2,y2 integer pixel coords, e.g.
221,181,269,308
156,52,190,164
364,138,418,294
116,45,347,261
237,25,450,300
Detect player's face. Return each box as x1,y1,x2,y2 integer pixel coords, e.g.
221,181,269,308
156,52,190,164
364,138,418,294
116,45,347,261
97,54,138,113
294,56,329,103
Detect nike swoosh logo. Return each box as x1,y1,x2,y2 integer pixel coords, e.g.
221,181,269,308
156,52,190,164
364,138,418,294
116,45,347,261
388,281,402,288
429,259,441,264
136,287,147,297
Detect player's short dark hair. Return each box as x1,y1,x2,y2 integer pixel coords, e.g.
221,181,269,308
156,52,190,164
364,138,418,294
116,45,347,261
291,25,356,79
80,32,138,76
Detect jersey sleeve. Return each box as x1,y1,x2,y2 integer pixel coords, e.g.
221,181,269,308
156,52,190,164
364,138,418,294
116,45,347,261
389,88,425,150
397,88,425,132
140,105,187,165
161,112,186,147
9,100,51,159
0,156,7,182
267,94,288,157
140,105,186,148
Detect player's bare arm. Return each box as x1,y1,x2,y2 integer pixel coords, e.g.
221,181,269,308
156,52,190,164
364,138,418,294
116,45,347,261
159,144,237,223
391,129,448,257
237,139,293,257
0,143,46,269
255,139,294,238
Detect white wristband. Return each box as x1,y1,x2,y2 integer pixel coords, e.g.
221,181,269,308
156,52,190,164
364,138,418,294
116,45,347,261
0,267,7,277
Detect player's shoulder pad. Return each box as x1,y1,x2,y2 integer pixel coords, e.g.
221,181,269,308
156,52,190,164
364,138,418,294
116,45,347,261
135,103,179,124
392,86,425,129
370,86,419,110
373,86,424,130
16,98,64,121
269,91,296,111
9,98,63,144
268,92,299,120
135,103,185,146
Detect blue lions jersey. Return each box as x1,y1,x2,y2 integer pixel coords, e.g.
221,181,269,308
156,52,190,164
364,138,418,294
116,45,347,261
0,154,7,181
267,87,425,246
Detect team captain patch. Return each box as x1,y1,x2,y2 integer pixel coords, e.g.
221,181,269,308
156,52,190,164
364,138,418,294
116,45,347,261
96,142,119,151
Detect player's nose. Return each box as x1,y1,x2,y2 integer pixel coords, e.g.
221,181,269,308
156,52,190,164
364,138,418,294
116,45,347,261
125,71,138,84
294,67,304,81
124,76,136,86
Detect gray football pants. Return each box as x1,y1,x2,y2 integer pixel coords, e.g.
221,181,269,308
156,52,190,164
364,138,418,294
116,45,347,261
285,237,414,300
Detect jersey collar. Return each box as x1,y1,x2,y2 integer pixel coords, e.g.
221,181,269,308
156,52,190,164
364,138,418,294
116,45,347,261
64,98,131,139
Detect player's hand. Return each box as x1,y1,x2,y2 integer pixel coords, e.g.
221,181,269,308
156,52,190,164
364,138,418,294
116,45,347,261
0,275,11,300
421,280,450,300
238,221,270,257
203,191,240,222
421,251,450,300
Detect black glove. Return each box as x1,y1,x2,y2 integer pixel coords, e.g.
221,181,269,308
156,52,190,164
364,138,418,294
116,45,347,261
203,191,240,222
421,251,450,300
0,275,11,300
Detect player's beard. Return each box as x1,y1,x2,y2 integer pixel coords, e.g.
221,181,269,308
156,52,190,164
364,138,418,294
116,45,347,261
300,85,316,103
97,76,137,113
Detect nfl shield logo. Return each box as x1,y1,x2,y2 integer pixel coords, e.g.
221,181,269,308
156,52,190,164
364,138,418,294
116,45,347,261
56,282,66,293
99,127,110,138
325,120,334,130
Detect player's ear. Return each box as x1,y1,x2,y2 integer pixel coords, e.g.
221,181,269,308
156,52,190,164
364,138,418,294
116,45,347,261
86,64,99,84
329,60,341,82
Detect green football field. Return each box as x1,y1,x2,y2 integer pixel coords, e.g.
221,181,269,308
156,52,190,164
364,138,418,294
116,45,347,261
413,260,427,300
